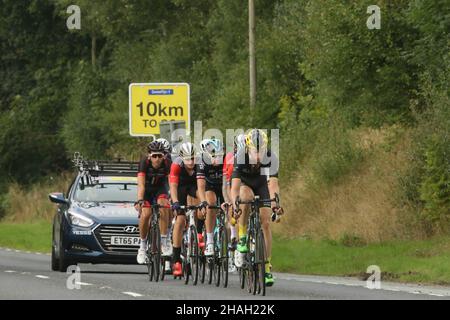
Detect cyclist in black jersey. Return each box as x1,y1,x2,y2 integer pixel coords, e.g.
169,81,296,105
230,129,284,287
135,140,172,264
197,138,226,257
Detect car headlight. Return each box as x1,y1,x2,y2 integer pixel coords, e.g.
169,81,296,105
67,211,94,228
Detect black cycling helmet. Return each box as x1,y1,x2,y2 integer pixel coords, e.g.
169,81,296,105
147,140,165,153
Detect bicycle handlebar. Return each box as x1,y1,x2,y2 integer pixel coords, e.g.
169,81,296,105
234,193,281,222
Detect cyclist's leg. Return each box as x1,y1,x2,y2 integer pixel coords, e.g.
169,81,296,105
187,187,203,239
173,185,188,266
156,191,171,255
205,188,217,234
237,184,254,252
137,194,153,264
156,188,170,238
205,188,218,253
139,194,153,243
255,181,274,285
226,183,238,245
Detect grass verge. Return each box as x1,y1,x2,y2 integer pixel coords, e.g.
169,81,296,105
272,235,450,285
0,221,52,253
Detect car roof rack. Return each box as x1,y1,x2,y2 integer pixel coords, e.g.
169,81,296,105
72,152,139,178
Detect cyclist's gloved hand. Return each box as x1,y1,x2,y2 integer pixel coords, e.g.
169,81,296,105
271,206,284,223
199,201,208,217
171,201,181,212
233,207,242,220
220,202,231,212
134,199,144,211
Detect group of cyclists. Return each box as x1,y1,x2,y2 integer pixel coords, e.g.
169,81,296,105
134,129,284,287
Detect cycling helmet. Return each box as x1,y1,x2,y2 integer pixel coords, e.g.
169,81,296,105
178,142,196,159
147,140,165,153
245,129,268,150
234,133,246,152
200,138,224,157
156,138,171,153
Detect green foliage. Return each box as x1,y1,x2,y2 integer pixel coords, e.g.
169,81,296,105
0,0,449,235
414,82,450,228
302,0,420,127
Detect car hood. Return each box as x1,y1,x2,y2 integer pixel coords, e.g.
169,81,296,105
71,201,139,224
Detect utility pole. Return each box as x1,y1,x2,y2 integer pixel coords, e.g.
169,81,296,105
249,0,256,110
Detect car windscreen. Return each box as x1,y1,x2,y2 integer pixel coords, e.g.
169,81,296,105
73,181,137,203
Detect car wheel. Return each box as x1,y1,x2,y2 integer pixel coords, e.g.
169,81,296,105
58,226,71,272
51,225,60,271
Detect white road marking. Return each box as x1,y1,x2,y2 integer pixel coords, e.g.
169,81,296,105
122,292,143,298
275,273,450,298
75,282,93,286
35,275,50,279
4,270,17,273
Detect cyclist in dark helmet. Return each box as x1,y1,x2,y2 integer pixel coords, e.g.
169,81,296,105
135,140,172,264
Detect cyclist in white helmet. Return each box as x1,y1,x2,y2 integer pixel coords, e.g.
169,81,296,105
169,142,200,276
197,138,226,257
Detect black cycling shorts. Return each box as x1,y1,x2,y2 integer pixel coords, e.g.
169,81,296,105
240,175,271,208
205,183,225,205
177,183,198,206
143,184,169,208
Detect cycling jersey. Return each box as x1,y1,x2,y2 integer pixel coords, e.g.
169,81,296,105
197,154,226,203
223,152,235,185
169,156,199,206
196,154,225,186
232,148,279,207
232,148,279,180
138,156,171,206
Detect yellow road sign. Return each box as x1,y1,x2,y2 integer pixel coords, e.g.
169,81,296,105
129,83,190,136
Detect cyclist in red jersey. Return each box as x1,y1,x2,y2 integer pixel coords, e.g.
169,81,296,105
169,142,201,276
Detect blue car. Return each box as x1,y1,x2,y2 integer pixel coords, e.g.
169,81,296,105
49,160,141,272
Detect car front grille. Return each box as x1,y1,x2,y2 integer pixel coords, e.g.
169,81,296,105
94,224,140,254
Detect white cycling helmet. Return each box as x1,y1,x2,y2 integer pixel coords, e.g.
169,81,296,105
234,134,246,152
200,138,224,157
178,142,196,160
156,138,171,153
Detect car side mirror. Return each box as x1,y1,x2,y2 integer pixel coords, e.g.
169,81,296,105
49,192,68,205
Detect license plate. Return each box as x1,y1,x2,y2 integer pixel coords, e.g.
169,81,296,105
110,236,140,246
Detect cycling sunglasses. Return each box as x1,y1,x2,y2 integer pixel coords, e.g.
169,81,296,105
150,153,164,159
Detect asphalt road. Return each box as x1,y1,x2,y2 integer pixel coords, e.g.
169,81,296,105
1,247,449,300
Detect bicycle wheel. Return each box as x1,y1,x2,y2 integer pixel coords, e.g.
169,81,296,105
255,228,266,296
182,237,190,285
247,231,256,294
199,256,206,284
220,226,229,288
147,227,154,282
239,267,246,289
207,256,214,285
214,231,221,287
199,228,206,284
153,224,161,282
160,256,166,281
189,225,199,286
